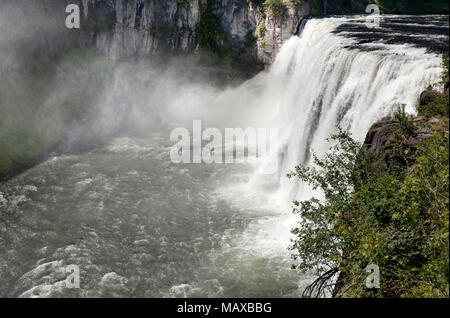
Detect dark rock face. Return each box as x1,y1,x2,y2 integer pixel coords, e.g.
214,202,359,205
363,118,398,154
420,89,441,106
363,116,447,170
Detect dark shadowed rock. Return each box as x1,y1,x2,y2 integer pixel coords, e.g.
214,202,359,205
363,118,398,154
363,115,447,171
420,89,441,106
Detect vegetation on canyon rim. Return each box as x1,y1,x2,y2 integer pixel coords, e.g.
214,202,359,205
289,56,449,298
247,0,449,15
299,0,449,15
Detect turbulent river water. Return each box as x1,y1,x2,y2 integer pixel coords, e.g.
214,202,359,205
0,15,448,297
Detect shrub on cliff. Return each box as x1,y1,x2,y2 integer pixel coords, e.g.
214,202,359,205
417,55,449,117
289,124,449,297
247,0,266,7
418,94,449,117
196,1,227,50
304,0,449,15
264,0,285,15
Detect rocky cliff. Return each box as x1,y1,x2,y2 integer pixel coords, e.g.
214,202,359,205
1,0,310,72
363,80,449,171
78,0,310,64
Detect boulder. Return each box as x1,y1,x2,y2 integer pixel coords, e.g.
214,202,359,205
419,89,441,106
362,119,397,154
363,116,447,171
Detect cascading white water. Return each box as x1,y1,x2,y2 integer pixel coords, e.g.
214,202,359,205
249,16,443,203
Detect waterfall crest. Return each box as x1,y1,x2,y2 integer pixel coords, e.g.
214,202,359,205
250,16,444,202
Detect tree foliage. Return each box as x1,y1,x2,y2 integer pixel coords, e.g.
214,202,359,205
289,124,449,297
264,0,285,15
304,0,449,15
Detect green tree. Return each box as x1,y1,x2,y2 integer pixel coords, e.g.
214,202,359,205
289,125,449,297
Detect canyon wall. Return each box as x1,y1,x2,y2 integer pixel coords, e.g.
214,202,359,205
80,0,310,64
1,0,311,70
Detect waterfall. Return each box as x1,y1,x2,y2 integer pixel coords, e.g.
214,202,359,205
1,12,447,298
249,16,444,203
